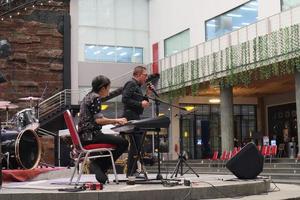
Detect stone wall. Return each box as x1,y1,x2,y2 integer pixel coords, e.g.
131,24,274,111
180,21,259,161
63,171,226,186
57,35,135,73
0,0,69,119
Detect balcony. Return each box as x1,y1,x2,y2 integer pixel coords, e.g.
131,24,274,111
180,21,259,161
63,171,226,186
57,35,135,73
151,6,300,94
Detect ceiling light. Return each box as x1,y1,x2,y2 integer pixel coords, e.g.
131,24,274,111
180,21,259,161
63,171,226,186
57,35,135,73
102,46,109,50
106,51,114,55
249,1,258,6
133,53,140,57
226,13,242,18
120,52,127,56
101,104,109,110
158,113,165,116
240,7,257,11
88,45,95,49
209,98,220,103
241,22,250,25
206,23,216,27
233,26,241,29
184,131,189,138
94,50,101,55
116,47,122,50
184,106,195,111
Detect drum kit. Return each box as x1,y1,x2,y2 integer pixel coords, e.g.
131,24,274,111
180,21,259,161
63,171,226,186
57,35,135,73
0,96,42,170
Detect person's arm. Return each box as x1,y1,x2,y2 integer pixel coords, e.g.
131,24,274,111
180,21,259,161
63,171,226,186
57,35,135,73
122,81,143,108
95,117,127,126
90,96,127,126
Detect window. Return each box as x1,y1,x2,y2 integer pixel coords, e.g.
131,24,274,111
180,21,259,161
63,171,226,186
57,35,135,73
84,44,143,63
281,0,300,10
164,29,190,57
205,0,258,41
234,105,257,146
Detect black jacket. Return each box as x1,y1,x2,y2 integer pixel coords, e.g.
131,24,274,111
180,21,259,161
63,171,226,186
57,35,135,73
122,78,148,120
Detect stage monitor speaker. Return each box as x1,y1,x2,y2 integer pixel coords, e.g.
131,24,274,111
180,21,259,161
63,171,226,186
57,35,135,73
226,142,264,179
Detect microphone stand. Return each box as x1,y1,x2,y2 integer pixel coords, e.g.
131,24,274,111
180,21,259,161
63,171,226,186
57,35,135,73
145,94,186,180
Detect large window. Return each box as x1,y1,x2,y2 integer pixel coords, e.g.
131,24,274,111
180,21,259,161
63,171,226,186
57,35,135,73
179,104,257,159
282,0,300,10
164,29,190,57
234,105,257,146
84,44,143,63
205,0,258,41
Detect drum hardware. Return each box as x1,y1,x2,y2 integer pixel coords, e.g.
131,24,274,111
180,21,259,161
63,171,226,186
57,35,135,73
10,108,39,131
1,128,41,169
0,103,19,124
0,101,10,106
18,96,41,108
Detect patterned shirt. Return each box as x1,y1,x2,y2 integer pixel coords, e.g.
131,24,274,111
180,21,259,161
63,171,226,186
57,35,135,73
78,91,104,142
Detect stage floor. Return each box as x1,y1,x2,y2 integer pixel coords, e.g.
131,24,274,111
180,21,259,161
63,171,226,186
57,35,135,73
0,168,275,200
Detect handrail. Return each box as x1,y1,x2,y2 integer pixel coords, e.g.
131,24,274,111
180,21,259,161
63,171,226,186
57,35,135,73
37,127,56,137
37,89,88,122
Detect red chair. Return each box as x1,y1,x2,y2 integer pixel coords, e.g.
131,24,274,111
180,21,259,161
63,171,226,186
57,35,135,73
270,145,277,163
63,110,118,185
209,151,219,167
232,147,238,157
220,150,228,167
256,145,262,152
261,145,270,158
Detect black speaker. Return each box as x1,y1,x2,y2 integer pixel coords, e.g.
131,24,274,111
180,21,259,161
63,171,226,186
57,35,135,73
226,142,264,179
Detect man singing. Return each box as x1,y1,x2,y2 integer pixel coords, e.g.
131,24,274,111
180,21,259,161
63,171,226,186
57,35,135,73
122,65,152,177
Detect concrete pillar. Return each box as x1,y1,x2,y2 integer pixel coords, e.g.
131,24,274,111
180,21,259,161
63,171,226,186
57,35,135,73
295,70,300,158
170,98,180,160
220,85,234,152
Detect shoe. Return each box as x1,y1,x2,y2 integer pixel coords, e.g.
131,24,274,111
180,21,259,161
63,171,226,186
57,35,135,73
89,161,108,184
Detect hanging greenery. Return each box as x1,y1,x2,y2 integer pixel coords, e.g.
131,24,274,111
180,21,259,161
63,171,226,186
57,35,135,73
158,23,300,98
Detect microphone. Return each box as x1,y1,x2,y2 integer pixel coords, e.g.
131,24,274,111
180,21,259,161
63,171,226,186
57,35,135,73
147,82,159,97
146,73,160,85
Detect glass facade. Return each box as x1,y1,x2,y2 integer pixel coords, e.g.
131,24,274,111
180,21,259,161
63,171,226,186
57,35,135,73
78,0,149,63
205,0,258,41
282,0,300,10
164,29,190,57
179,104,257,159
84,44,143,63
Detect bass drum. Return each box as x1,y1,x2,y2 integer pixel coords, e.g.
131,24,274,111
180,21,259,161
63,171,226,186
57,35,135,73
2,128,41,169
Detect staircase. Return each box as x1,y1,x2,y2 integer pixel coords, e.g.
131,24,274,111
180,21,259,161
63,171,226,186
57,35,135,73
37,89,72,127
145,158,300,183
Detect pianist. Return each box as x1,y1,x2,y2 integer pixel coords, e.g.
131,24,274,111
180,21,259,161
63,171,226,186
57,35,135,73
78,75,129,184
122,66,152,177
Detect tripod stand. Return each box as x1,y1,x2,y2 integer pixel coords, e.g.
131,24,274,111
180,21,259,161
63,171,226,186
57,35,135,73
170,151,199,178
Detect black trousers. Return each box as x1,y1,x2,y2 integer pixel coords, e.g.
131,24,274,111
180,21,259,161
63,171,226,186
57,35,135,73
82,133,129,173
122,110,144,176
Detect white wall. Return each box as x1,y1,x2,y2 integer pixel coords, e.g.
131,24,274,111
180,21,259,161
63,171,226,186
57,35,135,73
70,0,150,97
78,62,134,88
149,0,281,60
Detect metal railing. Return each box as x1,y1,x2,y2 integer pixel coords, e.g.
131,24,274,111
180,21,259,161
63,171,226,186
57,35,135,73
38,89,71,121
145,5,300,92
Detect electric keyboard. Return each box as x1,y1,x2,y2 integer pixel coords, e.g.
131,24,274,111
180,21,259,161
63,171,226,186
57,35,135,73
111,115,170,133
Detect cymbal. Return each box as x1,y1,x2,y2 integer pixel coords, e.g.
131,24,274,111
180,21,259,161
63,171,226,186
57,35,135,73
19,96,41,101
0,104,19,110
0,101,10,106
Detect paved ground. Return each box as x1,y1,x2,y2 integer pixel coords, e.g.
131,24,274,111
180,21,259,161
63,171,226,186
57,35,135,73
206,182,300,200
1,168,299,200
